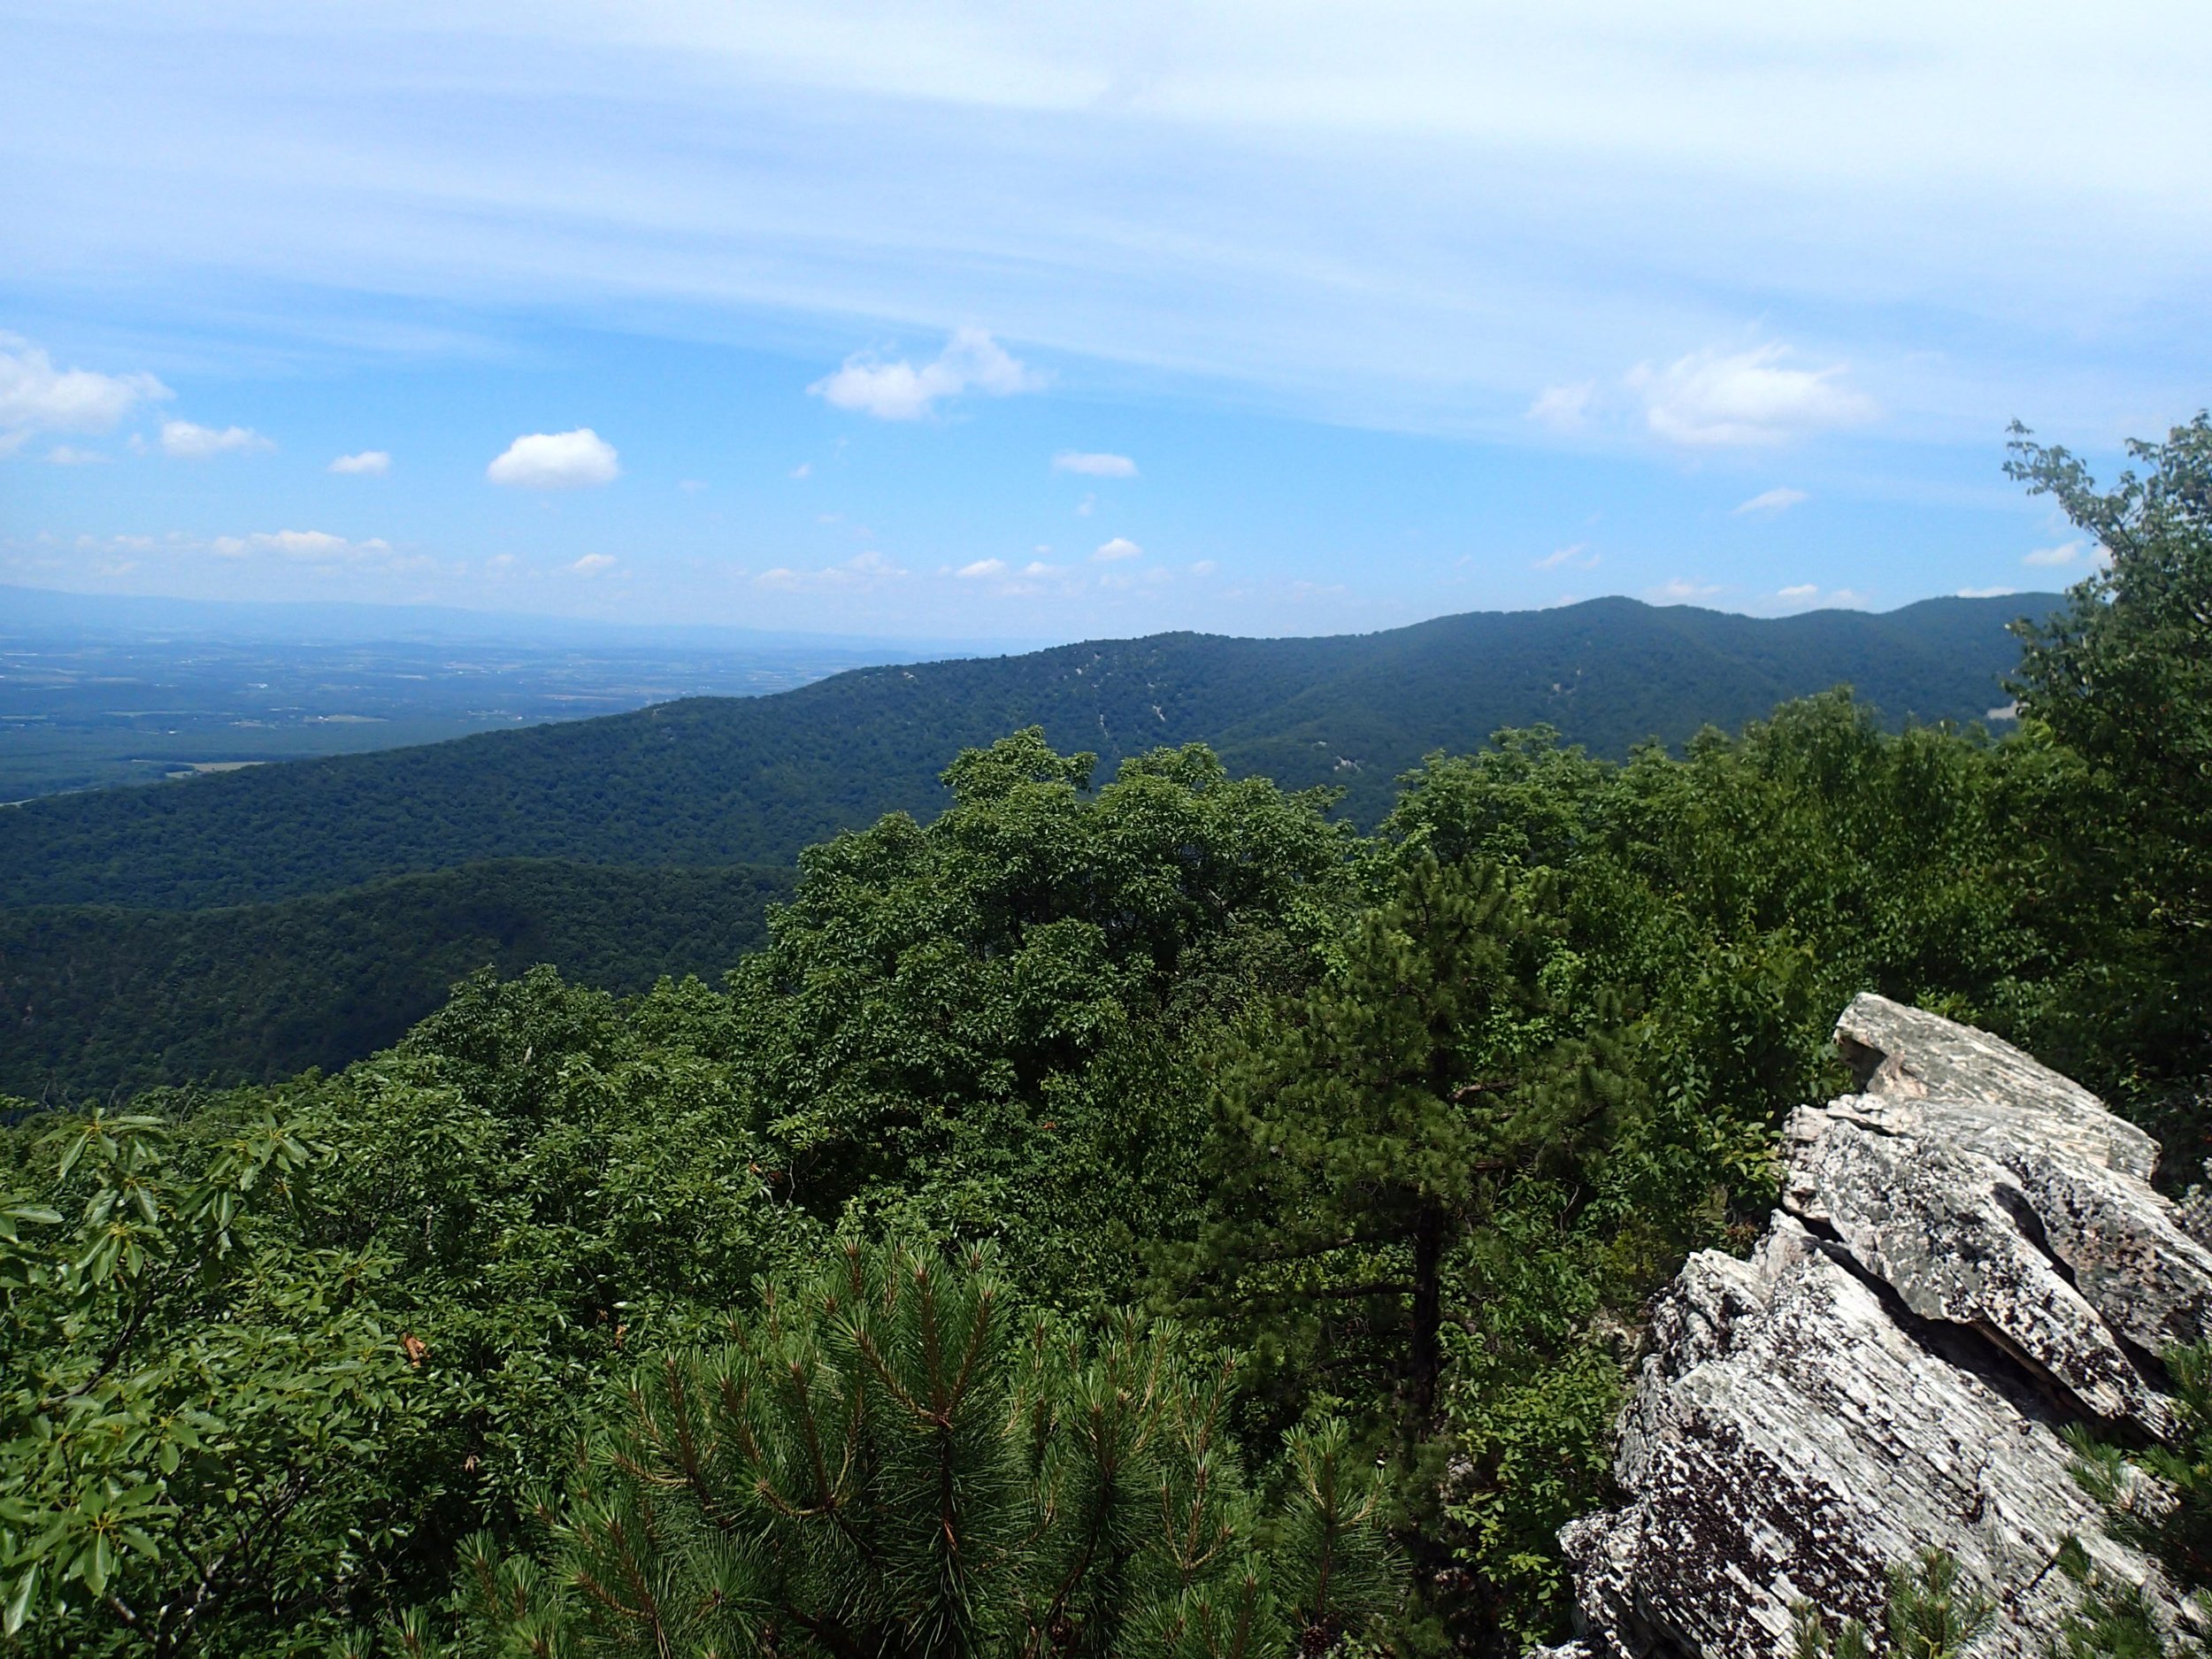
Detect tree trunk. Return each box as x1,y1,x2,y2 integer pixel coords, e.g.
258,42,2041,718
1409,1201,1444,1421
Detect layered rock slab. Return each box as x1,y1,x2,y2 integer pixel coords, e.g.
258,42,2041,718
1556,994,2212,1658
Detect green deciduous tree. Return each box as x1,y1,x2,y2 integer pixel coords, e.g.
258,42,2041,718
723,730,1353,1306
293,966,825,1589
0,1108,434,1655
2007,413,2212,1107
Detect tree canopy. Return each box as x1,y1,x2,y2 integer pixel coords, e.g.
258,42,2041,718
0,416,2207,1657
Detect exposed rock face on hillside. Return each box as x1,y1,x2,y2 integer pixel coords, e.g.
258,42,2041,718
1548,994,2212,1658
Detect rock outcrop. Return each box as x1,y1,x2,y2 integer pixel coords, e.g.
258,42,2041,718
1551,994,2212,1657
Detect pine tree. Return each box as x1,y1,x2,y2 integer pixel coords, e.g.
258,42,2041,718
1171,855,1637,1432
459,1236,1392,1658
1791,1549,1993,1659
2062,1340,2212,1655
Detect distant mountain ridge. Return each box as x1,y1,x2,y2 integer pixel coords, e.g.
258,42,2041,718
0,594,2054,914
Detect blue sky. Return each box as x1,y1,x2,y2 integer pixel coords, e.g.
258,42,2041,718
4,2,2208,641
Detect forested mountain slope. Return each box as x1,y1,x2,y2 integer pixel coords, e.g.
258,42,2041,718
0,594,2049,910
0,859,793,1101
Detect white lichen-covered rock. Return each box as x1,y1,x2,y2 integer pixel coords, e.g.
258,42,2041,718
1824,995,2212,1367
1782,1107,2174,1432
1553,995,2212,1658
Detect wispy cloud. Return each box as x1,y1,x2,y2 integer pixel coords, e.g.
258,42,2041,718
1648,578,1722,603
956,557,1008,579
330,449,389,475
2024,540,2087,567
210,528,388,562
1534,542,1597,569
1094,537,1142,562
755,549,909,591
45,445,111,465
1052,450,1137,478
1629,346,1876,447
1771,583,1872,610
810,328,1042,420
12,6,2212,465
1733,487,1809,515
1525,382,1594,434
571,552,616,574
488,429,619,488
160,419,273,459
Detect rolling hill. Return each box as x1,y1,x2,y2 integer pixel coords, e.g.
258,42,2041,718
0,594,2053,913
0,592,2060,1097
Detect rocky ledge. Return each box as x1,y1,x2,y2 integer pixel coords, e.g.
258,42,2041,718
1546,994,2212,1657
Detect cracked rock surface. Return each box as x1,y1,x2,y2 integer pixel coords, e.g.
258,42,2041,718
1549,994,2212,1658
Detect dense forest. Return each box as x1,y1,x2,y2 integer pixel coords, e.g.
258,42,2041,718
0,419,2204,1658
0,595,2047,1099
0,593,2041,912
0,862,795,1102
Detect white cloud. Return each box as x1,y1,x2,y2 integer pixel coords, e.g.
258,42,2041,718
1649,578,1722,603
571,552,617,574
0,334,169,442
329,449,390,475
809,326,1042,420
1020,559,1066,577
1734,487,1809,515
1773,583,1872,609
208,529,390,562
789,462,810,479
1534,542,1597,570
19,5,2212,471
1053,450,1137,478
160,419,273,459
1094,536,1142,562
1190,559,1218,576
1629,345,1876,447
1957,585,2017,597
2024,540,2086,567
1526,381,1594,433
755,549,910,591
45,445,111,465
956,557,1008,579
487,428,620,488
